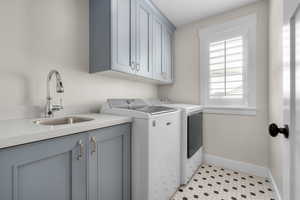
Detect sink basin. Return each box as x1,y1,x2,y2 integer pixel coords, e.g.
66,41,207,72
34,116,94,126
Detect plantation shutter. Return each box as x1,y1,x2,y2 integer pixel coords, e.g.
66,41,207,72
209,36,244,99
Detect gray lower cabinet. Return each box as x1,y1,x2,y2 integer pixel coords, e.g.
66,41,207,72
88,124,131,200
0,124,131,200
0,134,87,200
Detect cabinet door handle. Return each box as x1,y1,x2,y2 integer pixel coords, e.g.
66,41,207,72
130,61,136,71
166,122,172,126
91,137,97,154
162,72,167,79
152,120,156,127
136,63,141,72
77,140,84,160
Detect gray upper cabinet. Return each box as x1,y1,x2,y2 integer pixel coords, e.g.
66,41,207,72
152,15,164,81
162,27,173,83
134,0,153,78
90,0,134,74
0,134,87,200
152,13,174,83
90,0,175,84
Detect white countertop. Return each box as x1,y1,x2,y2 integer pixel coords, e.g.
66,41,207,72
0,114,132,149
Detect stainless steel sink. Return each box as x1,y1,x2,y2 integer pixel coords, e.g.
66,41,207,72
34,116,94,126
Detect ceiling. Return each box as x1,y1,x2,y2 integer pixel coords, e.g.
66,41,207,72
151,0,259,26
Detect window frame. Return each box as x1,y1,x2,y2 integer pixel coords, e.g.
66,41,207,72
199,14,257,115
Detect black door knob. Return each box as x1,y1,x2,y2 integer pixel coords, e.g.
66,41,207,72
268,123,289,138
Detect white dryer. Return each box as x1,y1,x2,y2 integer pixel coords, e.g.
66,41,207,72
153,102,204,185
101,99,181,200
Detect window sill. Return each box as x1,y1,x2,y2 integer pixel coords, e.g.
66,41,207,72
203,106,257,116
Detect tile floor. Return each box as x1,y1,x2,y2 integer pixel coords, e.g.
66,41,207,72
172,163,276,200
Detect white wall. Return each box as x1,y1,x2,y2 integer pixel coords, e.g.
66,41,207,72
0,0,157,120
159,0,269,167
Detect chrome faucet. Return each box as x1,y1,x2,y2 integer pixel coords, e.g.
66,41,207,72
45,70,64,118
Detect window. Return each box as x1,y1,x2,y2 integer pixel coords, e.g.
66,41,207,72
199,15,256,115
209,36,244,99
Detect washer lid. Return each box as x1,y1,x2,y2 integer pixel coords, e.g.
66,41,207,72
130,106,178,115
163,104,204,113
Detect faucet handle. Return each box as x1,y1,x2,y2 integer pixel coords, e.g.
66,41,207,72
52,105,63,111
52,98,63,111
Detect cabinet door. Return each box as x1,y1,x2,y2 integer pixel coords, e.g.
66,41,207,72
130,0,137,73
135,1,153,78
111,0,134,74
152,16,164,81
0,134,86,200
88,124,131,200
162,27,173,83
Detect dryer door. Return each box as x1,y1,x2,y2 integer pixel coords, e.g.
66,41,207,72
187,112,203,158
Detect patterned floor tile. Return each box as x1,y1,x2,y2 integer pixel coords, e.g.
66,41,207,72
172,163,276,200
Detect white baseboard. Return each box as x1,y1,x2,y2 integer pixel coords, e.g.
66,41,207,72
204,153,269,178
268,170,282,200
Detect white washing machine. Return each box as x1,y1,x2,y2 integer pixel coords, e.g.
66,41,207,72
101,99,181,200
151,101,204,185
